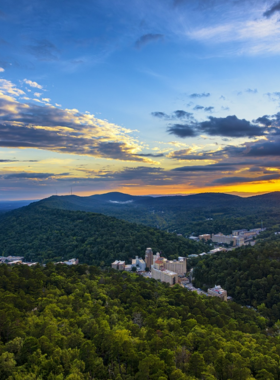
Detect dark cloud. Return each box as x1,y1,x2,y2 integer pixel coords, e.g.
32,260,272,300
4,172,69,180
190,92,210,98
204,106,214,112
248,166,263,172
172,163,237,172
193,105,204,110
167,123,197,137
199,115,264,137
168,149,215,160
135,153,165,157
0,122,150,161
173,110,193,119
135,34,163,49
253,115,272,127
167,115,266,138
242,139,280,157
212,173,280,185
151,111,167,119
0,159,18,162
0,96,150,162
57,166,192,186
263,1,280,17
151,110,193,120
0,159,39,163
27,39,59,61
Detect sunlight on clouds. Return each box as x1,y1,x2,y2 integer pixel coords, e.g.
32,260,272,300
23,79,43,89
0,79,156,164
0,79,25,97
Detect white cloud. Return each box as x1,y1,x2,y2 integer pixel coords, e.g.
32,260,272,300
187,14,280,55
34,92,42,97
42,98,51,102
0,68,4,72
0,79,25,97
23,79,43,89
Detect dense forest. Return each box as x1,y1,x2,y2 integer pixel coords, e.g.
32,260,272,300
0,205,207,265
1,263,280,379
193,236,280,323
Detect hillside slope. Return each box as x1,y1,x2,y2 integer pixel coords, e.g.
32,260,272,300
0,204,207,265
0,264,276,379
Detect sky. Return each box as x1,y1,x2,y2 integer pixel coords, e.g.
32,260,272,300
2,0,280,199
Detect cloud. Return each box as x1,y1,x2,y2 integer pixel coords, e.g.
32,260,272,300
34,92,42,97
0,68,4,72
167,123,197,137
0,159,18,163
135,34,164,49
199,115,264,137
136,153,165,157
266,92,280,101
173,110,193,119
190,92,210,98
0,79,155,163
193,105,204,110
0,79,25,96
27,39,59,61
204,106,214,112
263,1,280,18
151,110,193,120
151,111,167,119
42,98,51,102
211,173,280,185
241,139,280,157
167,115,266,138
167,149,215,160
63,165,198,187
245,88,257,94
172,163,238,172
3,172,69,180
23,79,43,89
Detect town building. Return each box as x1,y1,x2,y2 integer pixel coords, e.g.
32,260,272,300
199,234,211,241
131,256,146,271
111,260,126,270
145,247,153,269
207,285,227,301
211,233,244,247
151,265,178,285
150,251,186,284
164,257,187,276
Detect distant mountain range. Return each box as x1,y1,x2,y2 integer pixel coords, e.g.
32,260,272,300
2,191,280,235
30,190,280,212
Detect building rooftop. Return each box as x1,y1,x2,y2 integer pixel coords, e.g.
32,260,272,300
209,285,226,294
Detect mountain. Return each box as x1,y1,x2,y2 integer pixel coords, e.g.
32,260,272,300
28,191,280,235
0,203,207,265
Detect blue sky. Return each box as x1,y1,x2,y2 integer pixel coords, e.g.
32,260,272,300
1,0,280,199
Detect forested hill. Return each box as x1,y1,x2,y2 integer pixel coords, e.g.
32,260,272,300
0,263,279,380
0,205,207,265
30,191,280,235
193,237,280,323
